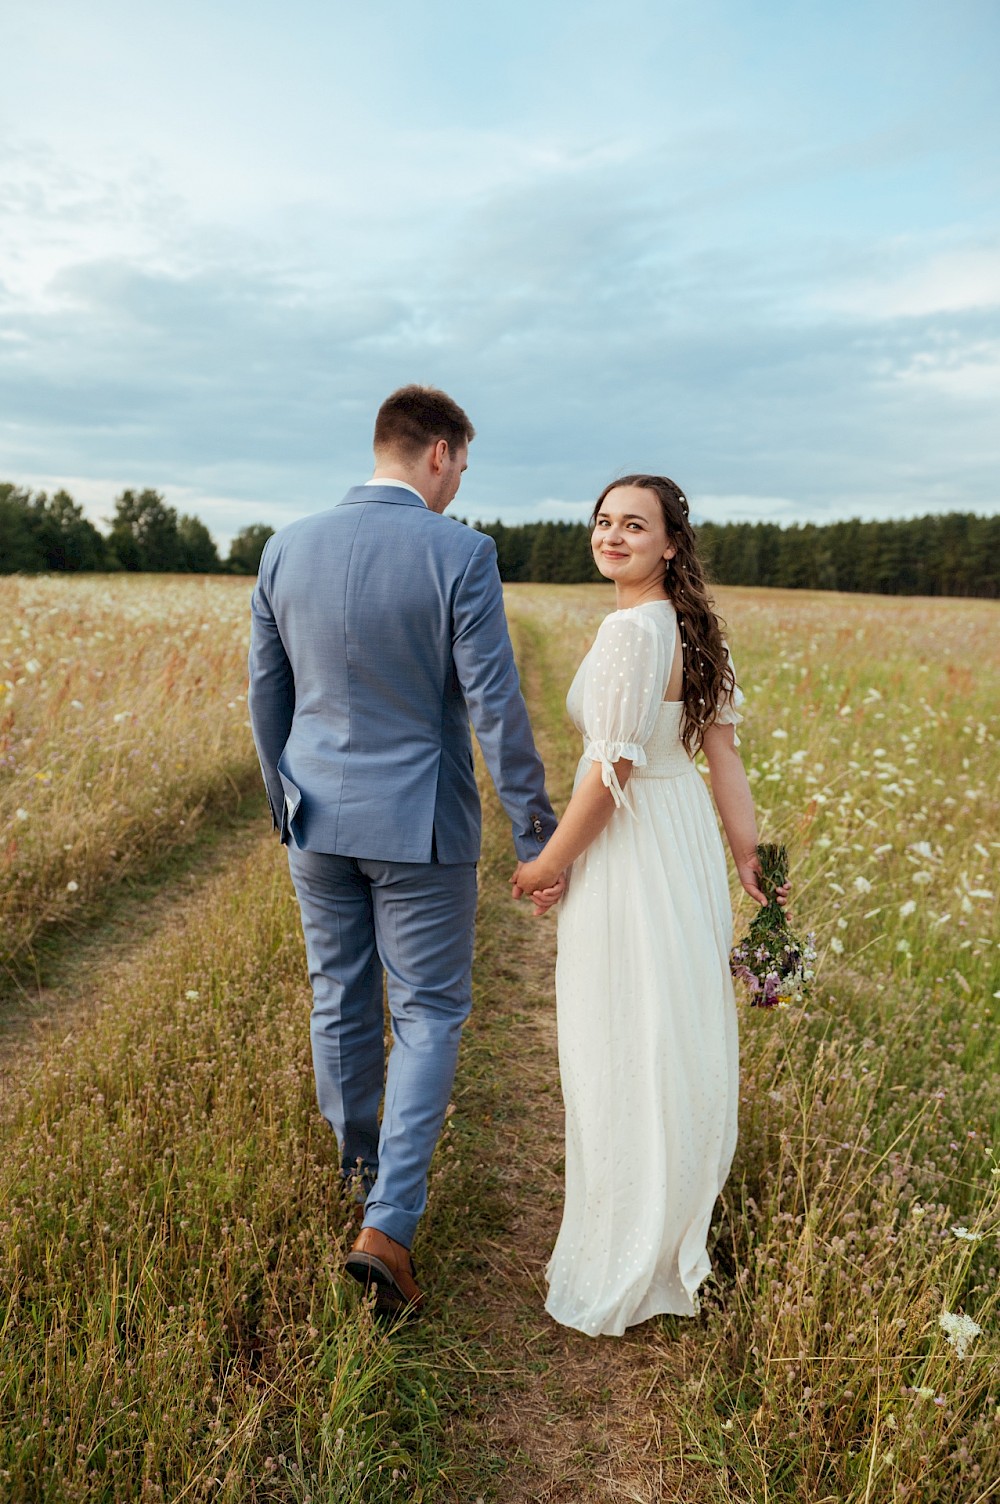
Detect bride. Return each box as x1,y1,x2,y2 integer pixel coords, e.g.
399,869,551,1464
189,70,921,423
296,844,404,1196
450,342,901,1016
512,474,785,1338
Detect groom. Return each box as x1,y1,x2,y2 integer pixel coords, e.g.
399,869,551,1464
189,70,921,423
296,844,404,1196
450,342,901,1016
248,385,558,1316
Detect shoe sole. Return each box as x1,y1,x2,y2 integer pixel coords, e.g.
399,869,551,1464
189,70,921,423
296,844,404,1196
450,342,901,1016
344,1252,423,1320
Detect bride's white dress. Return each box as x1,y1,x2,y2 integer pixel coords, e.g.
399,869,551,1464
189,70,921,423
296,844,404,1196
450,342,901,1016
545,600,742,1337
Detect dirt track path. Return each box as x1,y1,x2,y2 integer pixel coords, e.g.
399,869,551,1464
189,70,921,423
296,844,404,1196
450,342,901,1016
446,893,710,1502
0,794,271,1066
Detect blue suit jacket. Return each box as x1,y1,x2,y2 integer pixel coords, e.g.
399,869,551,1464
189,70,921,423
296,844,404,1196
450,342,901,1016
248,484,556,864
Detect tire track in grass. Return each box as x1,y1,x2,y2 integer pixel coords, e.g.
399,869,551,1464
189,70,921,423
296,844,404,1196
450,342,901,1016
0,786,272,1043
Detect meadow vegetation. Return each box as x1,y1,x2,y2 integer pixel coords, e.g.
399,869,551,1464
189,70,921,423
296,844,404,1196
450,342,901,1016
0,575,260,982
0,575,997,1501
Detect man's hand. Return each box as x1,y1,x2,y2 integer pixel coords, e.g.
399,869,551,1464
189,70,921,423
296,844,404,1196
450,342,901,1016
511,859,565,916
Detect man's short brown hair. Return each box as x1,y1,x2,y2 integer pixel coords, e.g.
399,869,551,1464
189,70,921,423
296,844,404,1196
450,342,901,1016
373,385,475,460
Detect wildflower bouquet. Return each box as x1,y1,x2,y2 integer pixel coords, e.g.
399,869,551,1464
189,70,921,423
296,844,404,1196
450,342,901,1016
730,842,815,1008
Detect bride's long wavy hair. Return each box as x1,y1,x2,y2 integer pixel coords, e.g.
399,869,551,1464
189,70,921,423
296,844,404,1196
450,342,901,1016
591,474,735,756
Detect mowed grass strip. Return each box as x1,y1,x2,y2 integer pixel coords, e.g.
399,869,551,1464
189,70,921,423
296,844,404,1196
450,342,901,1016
498,584,1000,1503
1,575,261,981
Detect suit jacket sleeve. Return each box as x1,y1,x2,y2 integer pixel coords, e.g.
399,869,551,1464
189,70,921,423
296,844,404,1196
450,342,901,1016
247,540,296,834
452,535,557,861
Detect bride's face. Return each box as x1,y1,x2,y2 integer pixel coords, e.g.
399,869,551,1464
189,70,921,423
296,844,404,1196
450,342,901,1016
591,485,676,589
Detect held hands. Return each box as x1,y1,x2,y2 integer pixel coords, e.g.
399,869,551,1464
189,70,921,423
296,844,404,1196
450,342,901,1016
511,858,565,917
738,852,791,908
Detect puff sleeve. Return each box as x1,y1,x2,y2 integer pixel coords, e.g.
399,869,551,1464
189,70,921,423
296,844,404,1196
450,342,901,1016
712,645,744,745
582,611,668,812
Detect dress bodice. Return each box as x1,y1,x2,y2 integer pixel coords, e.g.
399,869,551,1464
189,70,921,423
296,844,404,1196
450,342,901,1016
630,701,695,779
566,601,742,801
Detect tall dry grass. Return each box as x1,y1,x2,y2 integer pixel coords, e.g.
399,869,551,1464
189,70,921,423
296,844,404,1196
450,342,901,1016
0,575,260,976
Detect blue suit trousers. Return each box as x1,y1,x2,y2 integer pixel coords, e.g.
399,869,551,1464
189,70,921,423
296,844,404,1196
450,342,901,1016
286,846,477,1248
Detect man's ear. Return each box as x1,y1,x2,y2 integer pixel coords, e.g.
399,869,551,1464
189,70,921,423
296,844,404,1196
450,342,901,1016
429,438,450,475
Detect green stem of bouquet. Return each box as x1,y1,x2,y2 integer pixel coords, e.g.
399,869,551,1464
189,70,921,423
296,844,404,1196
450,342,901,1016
748,842,789,943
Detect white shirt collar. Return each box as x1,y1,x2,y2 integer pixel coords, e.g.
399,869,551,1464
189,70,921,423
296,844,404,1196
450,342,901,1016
364,478,428,506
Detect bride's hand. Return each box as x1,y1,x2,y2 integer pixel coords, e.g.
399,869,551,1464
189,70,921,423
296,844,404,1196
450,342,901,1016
738,854,792,908
511,861,565,916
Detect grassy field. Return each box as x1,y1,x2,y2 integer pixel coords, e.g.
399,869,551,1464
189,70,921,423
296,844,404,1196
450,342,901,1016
1,576,997,1502
0,575,260,984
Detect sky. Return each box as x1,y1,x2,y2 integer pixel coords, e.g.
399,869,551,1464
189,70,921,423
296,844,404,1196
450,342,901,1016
1,0,998,549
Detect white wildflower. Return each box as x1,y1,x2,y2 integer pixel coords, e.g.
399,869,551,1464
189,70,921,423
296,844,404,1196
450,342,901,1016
853,876,873,894
912,871,933,886
896,939,910,953
899,900,916,917
15,808,29,821
950,1226,983,1243
911,1386,936,1400
66,880,79,892
939,1310,982,1360
829,937,844,954
771,728,788,739
185,990,201,1001
70,699,84,710
909,840,937,861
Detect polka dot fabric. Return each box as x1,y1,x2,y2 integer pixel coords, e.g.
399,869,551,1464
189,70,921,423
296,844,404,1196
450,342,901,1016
545,601,741,1336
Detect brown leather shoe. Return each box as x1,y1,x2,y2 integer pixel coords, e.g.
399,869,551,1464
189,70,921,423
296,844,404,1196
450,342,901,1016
344,1227,424,1318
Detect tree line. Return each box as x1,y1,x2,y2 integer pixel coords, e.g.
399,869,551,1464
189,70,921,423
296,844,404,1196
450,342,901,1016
472,512,1000,598
3,481,997,597
0,484,273,576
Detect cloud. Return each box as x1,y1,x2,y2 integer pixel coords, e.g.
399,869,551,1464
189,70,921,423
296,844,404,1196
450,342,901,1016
695,494,805,524
824,246,1000,320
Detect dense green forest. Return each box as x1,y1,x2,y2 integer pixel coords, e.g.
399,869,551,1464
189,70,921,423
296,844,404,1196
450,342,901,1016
0,484,272,576
2,480,997,597
472,512,1000,598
